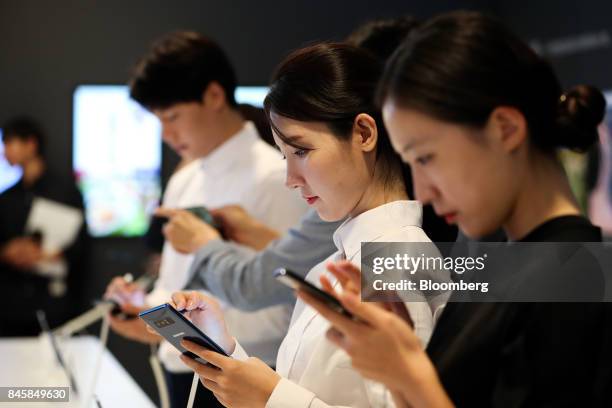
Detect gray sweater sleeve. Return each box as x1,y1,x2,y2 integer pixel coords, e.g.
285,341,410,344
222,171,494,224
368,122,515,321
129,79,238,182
185,209,341,311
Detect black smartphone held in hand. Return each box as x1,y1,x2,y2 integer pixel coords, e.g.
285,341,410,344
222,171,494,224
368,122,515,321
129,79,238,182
185,206,218,228
273,268,354,319
139,303,229,363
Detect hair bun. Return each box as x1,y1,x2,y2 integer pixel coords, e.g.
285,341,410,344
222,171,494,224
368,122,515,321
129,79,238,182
556,84,607,152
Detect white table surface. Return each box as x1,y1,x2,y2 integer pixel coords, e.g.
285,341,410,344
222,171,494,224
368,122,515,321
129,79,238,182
0,335,156,408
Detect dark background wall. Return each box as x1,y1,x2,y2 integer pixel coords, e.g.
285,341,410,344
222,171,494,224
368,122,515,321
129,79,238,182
1,0,610,404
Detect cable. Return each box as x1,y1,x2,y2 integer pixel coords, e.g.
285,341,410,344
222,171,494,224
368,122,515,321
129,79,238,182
186,372,199,408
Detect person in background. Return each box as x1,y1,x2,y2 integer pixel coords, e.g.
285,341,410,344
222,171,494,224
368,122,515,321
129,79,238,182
104,31,307,408
300,11,611,407
0,116,88,335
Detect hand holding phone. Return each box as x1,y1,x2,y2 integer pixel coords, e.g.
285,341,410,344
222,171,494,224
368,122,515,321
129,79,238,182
139,303,229,364
154,207,223,254
184,206,219,229
273,268,354,319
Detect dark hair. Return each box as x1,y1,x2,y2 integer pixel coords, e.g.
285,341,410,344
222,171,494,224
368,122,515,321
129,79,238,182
349,17,458,241
264,43,404,191
378,11,606,153
1,116,46,157
346,16,420,61
130,31,237,110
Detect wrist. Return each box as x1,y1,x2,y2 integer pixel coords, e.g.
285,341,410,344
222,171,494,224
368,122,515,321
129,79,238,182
244,221,280,250
400,355,452,408
195,228,222,250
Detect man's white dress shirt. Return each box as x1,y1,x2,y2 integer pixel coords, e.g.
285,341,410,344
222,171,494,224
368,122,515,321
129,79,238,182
147,121,307,371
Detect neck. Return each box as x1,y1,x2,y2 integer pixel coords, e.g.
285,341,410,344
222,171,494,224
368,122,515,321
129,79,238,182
504,154,580,240
21,156,45,187
201,107,245,157
349,179,408,219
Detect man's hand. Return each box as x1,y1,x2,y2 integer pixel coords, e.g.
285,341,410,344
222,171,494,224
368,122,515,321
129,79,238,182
155,208,222,254
211,205,280,250
104,276,146,307
108,303,161,344
0,237,43,270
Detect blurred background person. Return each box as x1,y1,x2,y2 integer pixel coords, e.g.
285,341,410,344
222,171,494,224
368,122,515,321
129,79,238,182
0,116,88,336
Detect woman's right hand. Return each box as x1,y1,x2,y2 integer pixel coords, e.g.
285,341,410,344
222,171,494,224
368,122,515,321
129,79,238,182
300,261,454,408
170,291,236,355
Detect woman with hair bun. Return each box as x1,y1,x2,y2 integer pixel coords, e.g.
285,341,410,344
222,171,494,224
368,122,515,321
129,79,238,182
300,11,611,408
167,42,445,408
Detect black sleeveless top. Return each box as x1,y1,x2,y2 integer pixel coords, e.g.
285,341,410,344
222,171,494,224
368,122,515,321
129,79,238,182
426,216,611,407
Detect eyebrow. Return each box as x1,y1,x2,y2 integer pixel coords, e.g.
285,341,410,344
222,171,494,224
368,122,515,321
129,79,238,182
272,128,308,150
283,134,303,142
401,139,425,153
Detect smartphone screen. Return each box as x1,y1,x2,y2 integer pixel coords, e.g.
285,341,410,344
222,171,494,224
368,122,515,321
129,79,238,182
273,268,354,319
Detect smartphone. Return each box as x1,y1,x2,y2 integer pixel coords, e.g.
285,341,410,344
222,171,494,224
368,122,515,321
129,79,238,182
273,268,354,319
139,303,229,364
185,206,218,228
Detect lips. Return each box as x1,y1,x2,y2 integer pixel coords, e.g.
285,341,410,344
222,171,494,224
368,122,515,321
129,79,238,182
303,195,319,205
442,213,458,224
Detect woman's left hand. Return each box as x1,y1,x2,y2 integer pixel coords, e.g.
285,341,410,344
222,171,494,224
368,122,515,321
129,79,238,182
180,339,281,408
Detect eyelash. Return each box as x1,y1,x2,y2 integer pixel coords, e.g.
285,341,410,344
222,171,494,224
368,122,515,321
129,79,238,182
281,148,309,160
415,154,433,166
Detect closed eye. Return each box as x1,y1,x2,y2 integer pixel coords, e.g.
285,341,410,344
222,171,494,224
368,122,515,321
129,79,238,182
294,148,309,158
415,154,433,166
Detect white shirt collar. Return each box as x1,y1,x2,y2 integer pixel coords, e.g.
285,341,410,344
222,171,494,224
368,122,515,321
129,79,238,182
199,121,259,175
332,200,423,260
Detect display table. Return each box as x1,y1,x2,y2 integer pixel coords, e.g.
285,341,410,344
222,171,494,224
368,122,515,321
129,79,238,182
0,335,155,407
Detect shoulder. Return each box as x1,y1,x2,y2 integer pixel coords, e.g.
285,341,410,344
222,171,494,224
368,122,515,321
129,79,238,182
378,225,432,243
38,171,84,208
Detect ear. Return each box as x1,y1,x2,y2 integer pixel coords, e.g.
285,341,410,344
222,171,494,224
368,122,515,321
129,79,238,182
24,136,40,156
486,106,527,153
352,113,378,153
201,81,228,111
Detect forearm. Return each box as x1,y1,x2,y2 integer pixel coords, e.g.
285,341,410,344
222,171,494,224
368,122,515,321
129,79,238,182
186,240,294,310
185,209,338,311
398,361,454,408
266,378,357,408
240,221,281,250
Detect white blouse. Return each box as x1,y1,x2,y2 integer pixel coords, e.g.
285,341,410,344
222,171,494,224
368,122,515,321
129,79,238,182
231,200,442,408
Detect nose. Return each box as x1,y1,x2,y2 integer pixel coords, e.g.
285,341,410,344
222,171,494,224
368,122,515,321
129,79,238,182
412,167,438,206
284,158,304,190
161,123,177,145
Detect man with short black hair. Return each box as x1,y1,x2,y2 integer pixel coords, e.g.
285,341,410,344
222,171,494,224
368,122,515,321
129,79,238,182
105,31,306,408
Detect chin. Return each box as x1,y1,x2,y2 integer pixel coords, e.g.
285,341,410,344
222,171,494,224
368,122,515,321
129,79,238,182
316,207,347,223
460,221,501,240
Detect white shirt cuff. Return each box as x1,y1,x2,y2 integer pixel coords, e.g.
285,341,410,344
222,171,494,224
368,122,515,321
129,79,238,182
229,339,249,361
266,378,315,408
